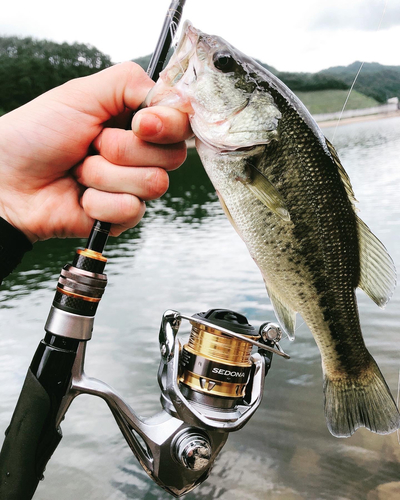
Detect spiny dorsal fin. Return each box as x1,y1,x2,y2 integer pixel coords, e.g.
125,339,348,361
357,216,396,307
241,163,290,221
265,281,297,340
325,138,358,207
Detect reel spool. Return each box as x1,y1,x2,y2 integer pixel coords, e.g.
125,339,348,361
179,309,259,408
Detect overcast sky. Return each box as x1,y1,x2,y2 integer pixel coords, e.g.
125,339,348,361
1,0,399,73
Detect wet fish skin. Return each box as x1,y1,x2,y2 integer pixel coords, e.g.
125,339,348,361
147,23,400,437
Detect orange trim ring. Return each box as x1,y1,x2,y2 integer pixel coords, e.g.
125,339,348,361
77,248,107,262
57,287,101,303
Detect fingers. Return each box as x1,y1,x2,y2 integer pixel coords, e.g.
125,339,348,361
92,105,191,167
92,129,187,170
131,106,192,144
81,189,146,233
74,156,170,201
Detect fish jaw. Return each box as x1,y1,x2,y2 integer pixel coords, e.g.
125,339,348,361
145,22,282,152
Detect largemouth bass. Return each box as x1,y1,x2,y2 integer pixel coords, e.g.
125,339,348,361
145,22,400,437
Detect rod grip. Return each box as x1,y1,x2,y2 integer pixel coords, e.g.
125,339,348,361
0,368,62,500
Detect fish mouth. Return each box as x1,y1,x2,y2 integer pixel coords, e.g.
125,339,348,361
143,22,199,110
176,21,200,52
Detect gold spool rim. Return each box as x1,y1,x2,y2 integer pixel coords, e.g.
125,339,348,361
183,344,252,367
189,321,259,340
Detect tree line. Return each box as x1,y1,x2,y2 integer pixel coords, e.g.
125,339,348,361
0,36,112,115
1,36,399,116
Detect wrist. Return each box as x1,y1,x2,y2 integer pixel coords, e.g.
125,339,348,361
0,203,37,244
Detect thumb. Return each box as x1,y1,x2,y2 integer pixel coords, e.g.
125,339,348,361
60,61,154,121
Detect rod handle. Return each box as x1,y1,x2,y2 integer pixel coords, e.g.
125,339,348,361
0,369,62,500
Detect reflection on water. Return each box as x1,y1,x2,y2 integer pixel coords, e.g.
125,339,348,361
1,117,400,499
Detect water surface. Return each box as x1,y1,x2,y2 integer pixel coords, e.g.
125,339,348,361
1,116,400,499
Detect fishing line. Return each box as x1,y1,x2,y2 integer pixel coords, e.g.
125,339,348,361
332,0,388,141
397,367,400,445
169,20,179,43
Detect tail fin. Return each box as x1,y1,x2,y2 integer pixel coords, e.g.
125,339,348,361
323,357,400,438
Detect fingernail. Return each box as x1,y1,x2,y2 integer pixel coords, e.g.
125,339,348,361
132,113,163,137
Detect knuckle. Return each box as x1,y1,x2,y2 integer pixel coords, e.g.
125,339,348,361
120,60,144,78
168,143,187,169
103,131,125,162
122,60,152,90
80,188,95,216
118,194,145,222
145,167,169,199
119,193,137,214
90,163,104,187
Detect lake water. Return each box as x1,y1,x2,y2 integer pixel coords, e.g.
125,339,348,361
1,116,400,500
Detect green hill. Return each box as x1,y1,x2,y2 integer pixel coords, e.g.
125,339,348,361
319,62,400,103
294,89,379,115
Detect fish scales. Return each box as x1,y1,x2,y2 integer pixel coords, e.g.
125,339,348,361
146,22,400,437
201,120,364,373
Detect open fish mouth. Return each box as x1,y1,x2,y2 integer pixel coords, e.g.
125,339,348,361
143,22,199,110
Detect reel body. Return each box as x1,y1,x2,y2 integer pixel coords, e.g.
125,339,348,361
53,306,287,497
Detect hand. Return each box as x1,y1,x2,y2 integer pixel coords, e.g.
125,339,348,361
0,62,191,243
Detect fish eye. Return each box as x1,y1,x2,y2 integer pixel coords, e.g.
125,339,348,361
213,52,235,72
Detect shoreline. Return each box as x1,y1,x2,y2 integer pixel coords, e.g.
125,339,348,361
186,110,400,148
316,109,400,128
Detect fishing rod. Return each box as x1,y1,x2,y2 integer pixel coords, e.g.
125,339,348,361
87,0,187,255
0,1,289,498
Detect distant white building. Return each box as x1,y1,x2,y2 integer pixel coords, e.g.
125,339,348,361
387,97,399,106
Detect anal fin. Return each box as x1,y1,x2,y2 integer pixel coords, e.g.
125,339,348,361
357,216,396,307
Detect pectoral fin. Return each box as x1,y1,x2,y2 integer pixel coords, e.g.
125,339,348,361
240,164,290,222
265,282,297,340
357,216,396,307
216,190,241,236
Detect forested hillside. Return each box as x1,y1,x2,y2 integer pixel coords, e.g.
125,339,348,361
0,36,112,114
0,36,399,116
320,62,400,103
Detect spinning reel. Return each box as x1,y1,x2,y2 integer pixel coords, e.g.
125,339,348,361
0,241,289,498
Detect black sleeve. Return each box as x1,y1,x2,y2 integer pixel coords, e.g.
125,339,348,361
0,217,33,286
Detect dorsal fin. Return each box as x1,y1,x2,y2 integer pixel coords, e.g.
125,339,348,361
325,138,396,305
325,138,358,207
